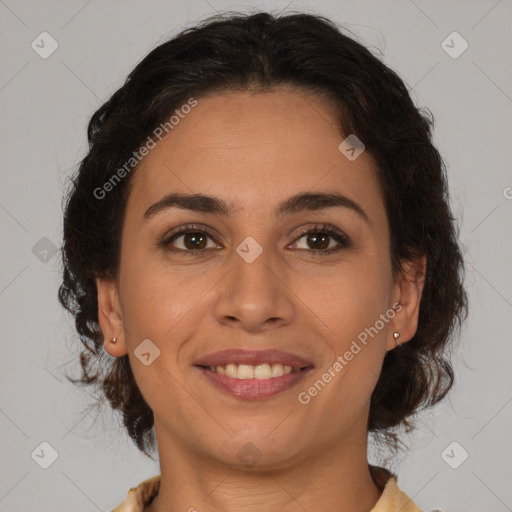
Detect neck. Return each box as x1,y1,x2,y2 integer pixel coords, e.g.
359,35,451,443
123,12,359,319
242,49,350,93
146,423,384,512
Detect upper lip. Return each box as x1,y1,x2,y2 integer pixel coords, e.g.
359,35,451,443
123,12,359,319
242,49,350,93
194,349,314,369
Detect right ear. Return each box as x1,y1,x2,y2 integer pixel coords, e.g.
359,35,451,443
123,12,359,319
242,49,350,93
96,277,128,357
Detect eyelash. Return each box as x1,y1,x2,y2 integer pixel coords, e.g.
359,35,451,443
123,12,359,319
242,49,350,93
160,223,351,258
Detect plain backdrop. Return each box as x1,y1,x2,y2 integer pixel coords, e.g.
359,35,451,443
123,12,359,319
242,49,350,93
0,1,511,511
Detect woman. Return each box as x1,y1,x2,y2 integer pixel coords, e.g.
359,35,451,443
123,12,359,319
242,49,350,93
59,11,467,512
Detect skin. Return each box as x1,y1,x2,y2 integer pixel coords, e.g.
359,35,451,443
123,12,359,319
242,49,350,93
97,87,426,512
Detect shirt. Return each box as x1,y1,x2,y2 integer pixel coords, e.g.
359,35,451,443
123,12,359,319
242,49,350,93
110,467,423,512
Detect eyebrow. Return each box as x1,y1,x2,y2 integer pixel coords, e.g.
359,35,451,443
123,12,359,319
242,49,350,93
143,191,370,223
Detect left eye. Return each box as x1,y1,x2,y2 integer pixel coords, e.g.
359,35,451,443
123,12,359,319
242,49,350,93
292,231,344,252
290,226,350,255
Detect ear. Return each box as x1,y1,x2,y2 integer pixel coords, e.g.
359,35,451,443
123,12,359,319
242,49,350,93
386,255,427,351
96,277,128,357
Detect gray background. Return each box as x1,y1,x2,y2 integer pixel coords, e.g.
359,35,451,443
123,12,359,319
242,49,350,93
1,0,511,511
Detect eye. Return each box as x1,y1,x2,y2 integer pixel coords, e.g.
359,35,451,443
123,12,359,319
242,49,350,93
290,224,351,256
161,224,220,256
160,223,351,257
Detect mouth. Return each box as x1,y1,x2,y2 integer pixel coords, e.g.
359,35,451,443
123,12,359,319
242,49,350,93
197,362,305,379
193,349,314,399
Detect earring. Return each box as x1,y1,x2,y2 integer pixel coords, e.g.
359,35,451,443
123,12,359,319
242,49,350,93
111,337,117,344
393,332,400,346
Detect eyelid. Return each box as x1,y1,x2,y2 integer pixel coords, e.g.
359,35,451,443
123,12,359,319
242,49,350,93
162,222,218,237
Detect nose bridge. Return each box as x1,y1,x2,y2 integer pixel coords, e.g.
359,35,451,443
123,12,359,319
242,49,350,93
213,237,295,330
235,238,275,293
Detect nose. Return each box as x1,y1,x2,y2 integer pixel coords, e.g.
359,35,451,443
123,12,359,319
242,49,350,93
212,244,296,333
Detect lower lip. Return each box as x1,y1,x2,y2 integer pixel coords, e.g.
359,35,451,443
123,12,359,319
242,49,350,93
195,366,312,399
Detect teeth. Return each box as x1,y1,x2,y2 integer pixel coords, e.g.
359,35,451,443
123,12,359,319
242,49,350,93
255,363,272,379
237,364,254,379
225,363,238,378
208,363,299,379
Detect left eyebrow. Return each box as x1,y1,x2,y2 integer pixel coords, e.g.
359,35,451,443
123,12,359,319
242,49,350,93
143,191,370,224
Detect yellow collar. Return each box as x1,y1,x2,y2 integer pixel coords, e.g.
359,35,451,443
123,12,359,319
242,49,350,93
110,470,423,511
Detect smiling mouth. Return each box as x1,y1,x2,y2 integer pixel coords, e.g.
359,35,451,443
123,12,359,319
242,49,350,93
197,363,308,379
195,363,313,400
193,348,314,398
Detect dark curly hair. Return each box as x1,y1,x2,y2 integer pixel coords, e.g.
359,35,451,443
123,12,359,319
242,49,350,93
58,11,468,459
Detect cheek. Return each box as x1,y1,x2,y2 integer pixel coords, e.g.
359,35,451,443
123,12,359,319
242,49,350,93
295,262,390,401
120,263,202,415
293,260,391,339
119,249,198,332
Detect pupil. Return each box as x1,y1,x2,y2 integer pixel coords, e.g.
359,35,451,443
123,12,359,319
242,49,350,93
309,233,328,250
185,233,206,250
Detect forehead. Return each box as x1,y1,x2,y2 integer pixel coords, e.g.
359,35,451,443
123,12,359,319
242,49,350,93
125,89,386,226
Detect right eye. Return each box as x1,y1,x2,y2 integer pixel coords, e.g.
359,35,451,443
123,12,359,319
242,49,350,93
161,224,221,256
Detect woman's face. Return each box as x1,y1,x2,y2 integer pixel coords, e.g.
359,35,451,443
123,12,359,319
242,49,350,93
99,88,418,468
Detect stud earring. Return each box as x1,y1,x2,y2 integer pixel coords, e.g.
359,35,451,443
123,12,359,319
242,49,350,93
111,337,117,344
393,332,400,346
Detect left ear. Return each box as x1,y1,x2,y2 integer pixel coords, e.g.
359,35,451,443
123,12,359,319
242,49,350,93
387,254,427,351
